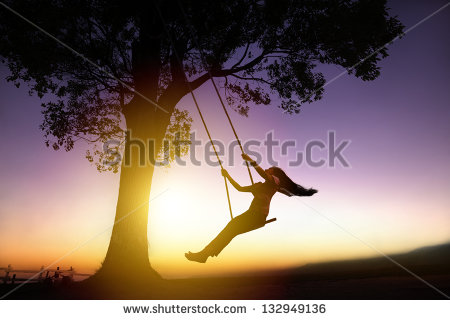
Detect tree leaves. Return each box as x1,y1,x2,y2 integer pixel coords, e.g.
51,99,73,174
0,0,403,171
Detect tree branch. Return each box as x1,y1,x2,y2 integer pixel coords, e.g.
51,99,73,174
169,37,188,85
231,42,250,69
230,73,273,86
187,51,268,93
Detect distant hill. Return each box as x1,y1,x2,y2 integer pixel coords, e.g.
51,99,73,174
263,242,450,280
166,242,450,299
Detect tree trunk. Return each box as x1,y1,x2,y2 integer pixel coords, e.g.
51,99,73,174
100,156,158,279
91,15,190,290
95,99,171,285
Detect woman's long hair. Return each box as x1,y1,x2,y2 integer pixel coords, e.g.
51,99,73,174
270,167,316,197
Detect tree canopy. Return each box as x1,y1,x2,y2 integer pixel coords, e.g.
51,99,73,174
0,0,404,169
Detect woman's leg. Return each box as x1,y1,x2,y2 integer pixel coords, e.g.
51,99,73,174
204,211,264,256
186,210,266,263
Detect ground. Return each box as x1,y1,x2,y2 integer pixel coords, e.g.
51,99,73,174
2,243,449,299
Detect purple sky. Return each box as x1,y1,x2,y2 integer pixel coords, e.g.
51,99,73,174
0,0,449,277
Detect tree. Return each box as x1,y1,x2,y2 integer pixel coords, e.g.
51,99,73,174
0,0,403,285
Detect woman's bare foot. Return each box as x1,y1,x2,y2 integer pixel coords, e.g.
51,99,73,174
185,251,208,263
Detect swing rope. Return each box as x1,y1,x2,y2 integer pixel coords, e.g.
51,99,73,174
175,1,255,186
186,80,234,220
209,71,255,185
153,2,234,219
154,1,280,227
154,0,278,226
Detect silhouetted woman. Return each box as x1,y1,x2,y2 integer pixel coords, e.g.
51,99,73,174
185,153,318,263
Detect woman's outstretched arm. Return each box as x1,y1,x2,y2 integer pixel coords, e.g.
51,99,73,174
241,153,271,181
221,169,254,192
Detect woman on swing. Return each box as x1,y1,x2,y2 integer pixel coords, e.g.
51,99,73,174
185,153,318,263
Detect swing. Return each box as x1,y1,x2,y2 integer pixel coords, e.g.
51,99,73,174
154,3,276,226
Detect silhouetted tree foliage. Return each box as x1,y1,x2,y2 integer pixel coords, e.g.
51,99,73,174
0,0,403,169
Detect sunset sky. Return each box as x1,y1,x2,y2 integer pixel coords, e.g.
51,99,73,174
0,0,449,279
